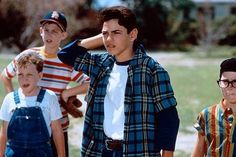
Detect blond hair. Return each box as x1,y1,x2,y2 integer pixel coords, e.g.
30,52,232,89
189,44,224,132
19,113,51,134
16,50,44,73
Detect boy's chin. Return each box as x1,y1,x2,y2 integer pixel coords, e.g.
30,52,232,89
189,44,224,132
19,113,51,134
228,99,236,104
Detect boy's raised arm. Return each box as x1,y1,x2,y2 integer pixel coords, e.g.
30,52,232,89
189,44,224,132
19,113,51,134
78,33,103,49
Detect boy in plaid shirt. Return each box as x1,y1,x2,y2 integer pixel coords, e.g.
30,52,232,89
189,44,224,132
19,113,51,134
58,6,179,157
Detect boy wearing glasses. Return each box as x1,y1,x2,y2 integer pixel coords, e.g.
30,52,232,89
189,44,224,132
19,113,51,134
192,58,236,157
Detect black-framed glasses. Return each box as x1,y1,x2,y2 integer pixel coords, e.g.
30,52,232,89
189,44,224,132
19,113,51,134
217,80,236,88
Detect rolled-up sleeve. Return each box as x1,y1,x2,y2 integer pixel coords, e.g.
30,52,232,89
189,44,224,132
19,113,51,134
152,65,177,112
193,112,205,136
58,40,88,67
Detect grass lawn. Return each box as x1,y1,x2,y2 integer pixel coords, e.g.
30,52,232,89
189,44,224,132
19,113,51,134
166,63,221,133
0,52,229,156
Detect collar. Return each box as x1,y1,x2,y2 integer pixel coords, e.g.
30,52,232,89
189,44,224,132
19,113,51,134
100,44,147,70
129,44,147,68
39,46,60,58
220,99,234,122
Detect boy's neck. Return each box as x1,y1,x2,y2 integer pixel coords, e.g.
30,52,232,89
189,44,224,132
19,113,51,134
229,105,236,115
43,46,59,55
224,99,236,115
41,46,59,58
21,87,40,97
115,50,134,62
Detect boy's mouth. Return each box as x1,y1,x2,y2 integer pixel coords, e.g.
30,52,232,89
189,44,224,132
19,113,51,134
22,84,30,88
46,39,52,43
106,44,115,48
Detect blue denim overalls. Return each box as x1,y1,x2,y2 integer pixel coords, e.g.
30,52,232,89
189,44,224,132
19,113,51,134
5,89,53,157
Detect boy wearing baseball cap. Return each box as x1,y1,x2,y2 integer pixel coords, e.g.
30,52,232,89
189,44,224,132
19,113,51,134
0,11,93,157
40,11,67,32
192,58,236,157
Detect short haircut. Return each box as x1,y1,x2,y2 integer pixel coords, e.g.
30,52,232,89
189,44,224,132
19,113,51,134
99,6,137,33
219,58,236,78
16,50,44,73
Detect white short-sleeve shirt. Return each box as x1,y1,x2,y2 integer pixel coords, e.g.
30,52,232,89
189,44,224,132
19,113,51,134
0,88,62,135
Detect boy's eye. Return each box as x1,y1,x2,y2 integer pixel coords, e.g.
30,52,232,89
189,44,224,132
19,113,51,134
43,28,61,35
52,30,60,34
102,32,108,36
113,31,121,34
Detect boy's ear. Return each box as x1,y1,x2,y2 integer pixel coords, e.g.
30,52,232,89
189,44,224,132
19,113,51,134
39,27,43,36
39,72,43,79
61,32,68,40
129,28,138,42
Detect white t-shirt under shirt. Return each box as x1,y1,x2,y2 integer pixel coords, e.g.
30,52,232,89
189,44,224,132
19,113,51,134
103,62,128,140
0,88,62,136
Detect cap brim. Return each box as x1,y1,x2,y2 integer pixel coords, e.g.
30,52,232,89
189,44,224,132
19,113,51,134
40,19,65,32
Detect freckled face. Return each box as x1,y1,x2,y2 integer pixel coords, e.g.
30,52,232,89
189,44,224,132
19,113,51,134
40,23,67,50
17,63,42,96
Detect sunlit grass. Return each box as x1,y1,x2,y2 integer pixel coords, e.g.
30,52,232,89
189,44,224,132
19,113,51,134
165,61,222,132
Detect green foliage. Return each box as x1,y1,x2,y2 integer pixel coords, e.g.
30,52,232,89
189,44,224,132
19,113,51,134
122,0,196,49
0,0,99,52
0,0,27,50
213,15,236,45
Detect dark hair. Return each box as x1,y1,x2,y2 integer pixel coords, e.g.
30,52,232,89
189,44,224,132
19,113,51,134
99,6,137,33
219,58,236,78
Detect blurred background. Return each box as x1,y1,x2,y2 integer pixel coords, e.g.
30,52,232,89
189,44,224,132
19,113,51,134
1,0,236,53
1,0,236,156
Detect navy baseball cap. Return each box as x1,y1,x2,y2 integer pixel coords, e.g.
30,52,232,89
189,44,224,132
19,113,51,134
40,11,67,32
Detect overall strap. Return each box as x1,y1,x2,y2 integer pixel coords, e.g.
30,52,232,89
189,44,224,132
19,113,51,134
13,89,46,105
13,90,20,105
36,89,46,103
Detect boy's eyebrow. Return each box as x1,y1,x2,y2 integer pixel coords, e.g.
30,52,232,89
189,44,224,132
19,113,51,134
102,29,122,33
112,30,122,33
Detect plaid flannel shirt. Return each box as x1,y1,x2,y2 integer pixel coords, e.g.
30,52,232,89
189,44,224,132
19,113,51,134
58,41,177,157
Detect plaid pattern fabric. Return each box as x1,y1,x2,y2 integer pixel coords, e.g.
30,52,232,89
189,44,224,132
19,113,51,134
194,100,236,157
59,43,177,156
